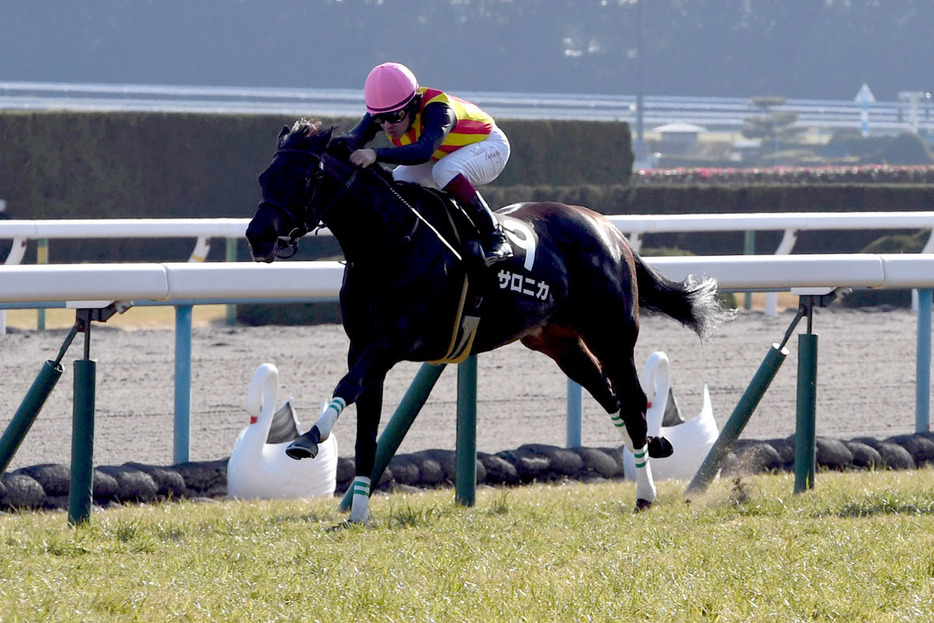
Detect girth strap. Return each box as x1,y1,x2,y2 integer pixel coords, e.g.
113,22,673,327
429,277,481,365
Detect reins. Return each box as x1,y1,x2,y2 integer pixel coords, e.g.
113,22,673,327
266,141,464,263
363,168,463,262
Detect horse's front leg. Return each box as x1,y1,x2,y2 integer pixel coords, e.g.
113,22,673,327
285,338,399,461
347,381,384,524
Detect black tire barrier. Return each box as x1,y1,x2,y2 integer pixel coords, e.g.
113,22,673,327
816,437,855,470
842,440,883,470
5,433,934,512
732,440,784,473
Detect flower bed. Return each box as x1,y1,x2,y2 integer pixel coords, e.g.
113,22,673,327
635,164,934,186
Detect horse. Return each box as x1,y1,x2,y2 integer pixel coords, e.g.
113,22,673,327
246,119,732,523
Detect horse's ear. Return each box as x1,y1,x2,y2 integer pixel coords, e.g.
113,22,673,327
277,125,290,148
326,127,353,158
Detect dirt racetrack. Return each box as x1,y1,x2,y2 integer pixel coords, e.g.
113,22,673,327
0,306,926,471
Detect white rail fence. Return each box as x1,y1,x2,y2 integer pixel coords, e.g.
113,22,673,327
1,255,934,463
5,212,934,267
3,212,934,325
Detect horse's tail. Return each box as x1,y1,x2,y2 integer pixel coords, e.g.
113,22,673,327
634,253,735,340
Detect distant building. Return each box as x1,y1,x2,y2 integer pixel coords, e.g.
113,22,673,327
652,122,706,155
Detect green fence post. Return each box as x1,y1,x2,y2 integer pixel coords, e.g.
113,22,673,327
566,379,582,448
686,343,788,497
37,238,48,330
0,361,63,475
916,288,932,433
226,238,237,326
0,323,79,476
456,355,478,507
743,230,755,311
794,332,818,493
68,358,96,525
174,305,193,464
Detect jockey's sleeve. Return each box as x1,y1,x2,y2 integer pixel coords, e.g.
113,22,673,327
374,102,455,166
342,114,381,148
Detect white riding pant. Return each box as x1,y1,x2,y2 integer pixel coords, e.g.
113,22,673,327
392,125,510,190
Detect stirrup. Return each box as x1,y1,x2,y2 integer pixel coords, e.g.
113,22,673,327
480,230,513,267
481,245,513,267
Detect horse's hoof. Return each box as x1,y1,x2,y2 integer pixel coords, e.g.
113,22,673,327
647,436,674,458
634,498,653,513
326,520,358,532
285,430,320,460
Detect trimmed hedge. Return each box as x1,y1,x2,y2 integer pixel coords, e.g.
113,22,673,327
486,183,934,216
3,110,931,266
0,111,631,220
0,112,633,263
491,119,633,186
484,183,934,257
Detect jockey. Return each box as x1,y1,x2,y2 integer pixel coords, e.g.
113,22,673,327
337,61,513,266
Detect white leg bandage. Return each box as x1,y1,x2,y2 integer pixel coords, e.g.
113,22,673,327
349,476,371,524
632,445,657,504
609,411,636,452
314,397,346,441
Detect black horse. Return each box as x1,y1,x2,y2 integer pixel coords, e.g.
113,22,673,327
246,119,731,522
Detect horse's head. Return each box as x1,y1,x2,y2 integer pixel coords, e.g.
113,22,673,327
246,119,334,263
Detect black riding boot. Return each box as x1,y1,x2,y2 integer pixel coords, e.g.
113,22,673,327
462,192,514,267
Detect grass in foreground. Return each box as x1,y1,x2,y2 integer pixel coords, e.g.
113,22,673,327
2,470,934,622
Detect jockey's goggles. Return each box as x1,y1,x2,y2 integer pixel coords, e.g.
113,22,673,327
373,108,407,124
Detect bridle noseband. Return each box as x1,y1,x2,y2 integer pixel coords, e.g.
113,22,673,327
256,148,324,258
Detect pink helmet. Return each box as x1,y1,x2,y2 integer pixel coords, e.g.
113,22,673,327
364,62,419,114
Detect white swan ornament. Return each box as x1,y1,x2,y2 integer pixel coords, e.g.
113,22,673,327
227,363,338,500
623,351,719,482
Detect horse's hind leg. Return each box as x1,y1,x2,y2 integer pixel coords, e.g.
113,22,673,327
612,355,658,510
523,324,661,454
524,325,657,509
521,326,618,412
581,319,661,510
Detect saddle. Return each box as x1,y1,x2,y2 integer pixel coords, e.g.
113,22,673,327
398,183,484,260
396,183,490,364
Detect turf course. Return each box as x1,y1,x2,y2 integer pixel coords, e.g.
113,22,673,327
1,470,934,621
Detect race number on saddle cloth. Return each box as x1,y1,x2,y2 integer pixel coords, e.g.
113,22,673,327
430,212,549,364
337,61,514,267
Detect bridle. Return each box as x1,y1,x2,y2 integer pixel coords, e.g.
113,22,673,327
259,143,462,261
258,147,359,259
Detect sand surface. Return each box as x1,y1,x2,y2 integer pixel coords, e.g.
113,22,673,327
0,307,926,470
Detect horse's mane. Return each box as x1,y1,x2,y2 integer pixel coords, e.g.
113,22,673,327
281,117,397,184
281,118,326,149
